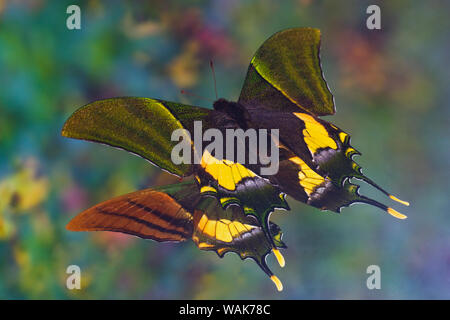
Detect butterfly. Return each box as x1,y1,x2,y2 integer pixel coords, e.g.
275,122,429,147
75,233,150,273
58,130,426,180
62,27,409,291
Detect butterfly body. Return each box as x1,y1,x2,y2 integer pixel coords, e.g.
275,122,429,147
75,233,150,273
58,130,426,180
62,28,408,291
199,99,367,215
211,98,251,130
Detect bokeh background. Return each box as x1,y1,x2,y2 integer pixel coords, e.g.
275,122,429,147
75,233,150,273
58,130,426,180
0,0,449,299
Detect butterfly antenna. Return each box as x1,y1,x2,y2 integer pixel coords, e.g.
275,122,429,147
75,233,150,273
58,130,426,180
180,90,213,103
210,60,218,99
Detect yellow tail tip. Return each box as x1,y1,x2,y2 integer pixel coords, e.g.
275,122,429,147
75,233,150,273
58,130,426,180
273,249,285,268
387,207,407,220
389,195,410,206
270,275,283,292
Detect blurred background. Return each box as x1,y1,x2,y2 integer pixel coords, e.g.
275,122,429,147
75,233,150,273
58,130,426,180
0,0,449,299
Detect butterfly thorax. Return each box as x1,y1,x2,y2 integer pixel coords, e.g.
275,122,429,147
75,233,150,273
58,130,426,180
212,98,251,130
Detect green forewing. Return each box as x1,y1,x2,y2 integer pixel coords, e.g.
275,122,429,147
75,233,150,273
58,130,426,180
239,28,335,116
62,97,210,177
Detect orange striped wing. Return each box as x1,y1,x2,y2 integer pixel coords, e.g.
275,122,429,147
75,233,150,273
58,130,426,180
66,188,194,242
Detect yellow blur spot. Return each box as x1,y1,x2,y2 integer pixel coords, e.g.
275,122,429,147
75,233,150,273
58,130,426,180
168,41,201,88
0,159,49,213
13,246,30,268
0,217,15,240
389,195,410,206
387,208,407,220
233,222,247,234
273,249,285,268
270,275,283,292
294,113,337,154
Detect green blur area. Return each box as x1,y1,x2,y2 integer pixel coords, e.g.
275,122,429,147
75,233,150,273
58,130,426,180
0,0,449,299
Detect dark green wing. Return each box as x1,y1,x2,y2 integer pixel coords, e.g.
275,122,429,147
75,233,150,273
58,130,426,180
248,111,409,219
238,28,335,116
62,97,211,177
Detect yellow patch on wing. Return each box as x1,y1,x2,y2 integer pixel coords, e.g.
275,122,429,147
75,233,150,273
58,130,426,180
220,197,239,206
289,156,325,196
194,213,256,243
339,132,348,144
200,185,217,194
294,113,337,154
216,248,227,255
200,149,256,191
216,220,233,243
197,214,208,231
389,195,410,207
